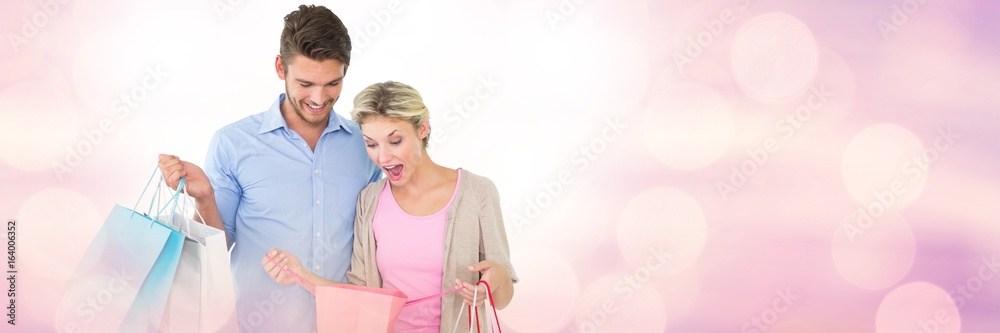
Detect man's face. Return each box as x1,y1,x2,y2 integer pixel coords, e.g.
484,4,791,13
275,54,347,127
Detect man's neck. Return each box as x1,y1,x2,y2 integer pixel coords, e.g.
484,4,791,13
280,101,325,150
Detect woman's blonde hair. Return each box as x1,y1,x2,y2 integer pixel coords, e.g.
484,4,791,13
350,81,431,147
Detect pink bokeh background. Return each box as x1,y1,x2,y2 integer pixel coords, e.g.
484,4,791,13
2,0,999,332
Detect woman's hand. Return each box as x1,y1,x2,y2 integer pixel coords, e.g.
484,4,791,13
455,260,511,308
261,248,309,287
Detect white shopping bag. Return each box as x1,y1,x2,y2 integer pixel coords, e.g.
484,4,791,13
159,189,238,332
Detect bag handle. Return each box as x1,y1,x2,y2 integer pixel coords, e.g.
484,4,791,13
154,178,186,228
264,255,464,305
174,181,209,241
129,166,186,229
451,280,502,333
265,254,318,295
404,286,463,307
130,166,161,218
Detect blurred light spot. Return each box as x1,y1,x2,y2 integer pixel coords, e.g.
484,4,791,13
832,212,915,289
616,187,707,276
876,282,961,333
572,273,667,332
524,183,612,263
731,13,819,103
503,245,580,332
18,188,103,281
643,82,734,170
530,32,651,117
0,81,80,171
841,123,927,210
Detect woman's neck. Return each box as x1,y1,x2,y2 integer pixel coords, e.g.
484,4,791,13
391,157,453,197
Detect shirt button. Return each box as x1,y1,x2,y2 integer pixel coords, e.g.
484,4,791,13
314,265,320,270
315,232,321,237
315,200,320,205
314,169,319,174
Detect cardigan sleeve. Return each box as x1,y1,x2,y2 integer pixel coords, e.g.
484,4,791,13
477,177,519,284
346,182,379,286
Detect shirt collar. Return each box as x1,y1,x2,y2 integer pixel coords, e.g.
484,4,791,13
258,93,353,135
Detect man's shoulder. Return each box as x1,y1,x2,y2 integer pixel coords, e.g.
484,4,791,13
213,110,269,139
332,111,362,136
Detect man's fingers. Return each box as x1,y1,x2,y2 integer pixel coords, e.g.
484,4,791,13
166,169,184,185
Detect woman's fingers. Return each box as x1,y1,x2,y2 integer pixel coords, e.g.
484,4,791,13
456,280,489,307
261,249,292,285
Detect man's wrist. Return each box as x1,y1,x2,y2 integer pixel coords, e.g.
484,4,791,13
194,192,216,206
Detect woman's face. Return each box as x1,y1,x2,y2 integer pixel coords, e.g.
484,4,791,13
360,116,429,186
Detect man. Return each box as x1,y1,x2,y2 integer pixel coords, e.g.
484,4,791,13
158,5,381,332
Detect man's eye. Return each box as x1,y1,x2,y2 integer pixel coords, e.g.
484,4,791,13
301,83,312,87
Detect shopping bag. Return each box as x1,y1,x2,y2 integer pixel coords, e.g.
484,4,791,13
59,171,187,332
450,281,502,333
159,191,238,332
315,284,408,333
119,228,184,332
265,255,410,333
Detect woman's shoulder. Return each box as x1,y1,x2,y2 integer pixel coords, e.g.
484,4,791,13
359,178,388,204
458,169,499,198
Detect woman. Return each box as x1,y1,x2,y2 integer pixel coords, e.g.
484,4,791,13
261,81,517,332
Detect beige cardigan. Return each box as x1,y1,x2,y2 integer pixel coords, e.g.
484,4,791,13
345,169,518,332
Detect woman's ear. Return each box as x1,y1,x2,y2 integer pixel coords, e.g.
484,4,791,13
418,121,430,140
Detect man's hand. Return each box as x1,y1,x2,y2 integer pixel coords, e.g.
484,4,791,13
158,154,213,200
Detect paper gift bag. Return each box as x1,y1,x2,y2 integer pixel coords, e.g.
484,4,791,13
160,209,238,332
119,227,184,332
315,284,408,333
60,173,188,332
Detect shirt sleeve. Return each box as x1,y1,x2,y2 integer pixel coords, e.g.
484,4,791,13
368,166,383,183
478,178,519,284
204,130,241,249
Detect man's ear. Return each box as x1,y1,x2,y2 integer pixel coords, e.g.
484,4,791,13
275,55,286,80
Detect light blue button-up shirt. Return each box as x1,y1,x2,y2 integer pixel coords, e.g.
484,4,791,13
204,94,381,333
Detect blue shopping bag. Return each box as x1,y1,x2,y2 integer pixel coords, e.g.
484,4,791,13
57,171,188,333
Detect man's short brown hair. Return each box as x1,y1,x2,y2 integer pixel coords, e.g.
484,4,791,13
279,5,351,67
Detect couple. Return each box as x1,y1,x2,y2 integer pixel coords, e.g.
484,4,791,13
157,5,516,333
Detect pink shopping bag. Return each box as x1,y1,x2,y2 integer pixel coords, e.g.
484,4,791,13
315,284,407,333
265,255,464,332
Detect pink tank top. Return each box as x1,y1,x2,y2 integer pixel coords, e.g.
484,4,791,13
373,169,461,332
